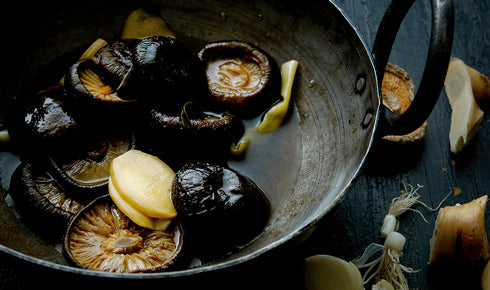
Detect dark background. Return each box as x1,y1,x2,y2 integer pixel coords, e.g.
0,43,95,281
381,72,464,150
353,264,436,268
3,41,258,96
1,0,489,289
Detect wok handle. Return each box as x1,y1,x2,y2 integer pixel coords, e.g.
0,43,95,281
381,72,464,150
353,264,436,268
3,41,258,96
372,0,454,137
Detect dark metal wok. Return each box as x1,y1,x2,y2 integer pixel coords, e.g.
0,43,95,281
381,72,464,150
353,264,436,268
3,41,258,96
0,0,453,282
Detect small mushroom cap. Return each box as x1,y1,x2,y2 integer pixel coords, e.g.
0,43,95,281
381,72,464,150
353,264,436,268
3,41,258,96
381,63,427,143
198,40,281,117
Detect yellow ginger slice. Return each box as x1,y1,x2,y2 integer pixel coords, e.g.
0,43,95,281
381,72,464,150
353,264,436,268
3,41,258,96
110,150,177,219
121,8,175,40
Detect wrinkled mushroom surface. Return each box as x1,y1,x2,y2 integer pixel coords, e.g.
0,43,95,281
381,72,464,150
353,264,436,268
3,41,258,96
172,162,270,251
9,163,83,240
130,36,208,109
138,104,244,165
65,59,137,104
48,130,135,201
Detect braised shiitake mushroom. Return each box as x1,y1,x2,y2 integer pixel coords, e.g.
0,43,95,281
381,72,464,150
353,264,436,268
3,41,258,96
198,40,281,117
48,129,135,201
64,38,137,104
137,102,244,165
9,163,83,240
171,162,270,251
5,8,284,268
7,86,82,157
63,195,183,273
130,36,208,108
65,59,137,104
92,40,135,86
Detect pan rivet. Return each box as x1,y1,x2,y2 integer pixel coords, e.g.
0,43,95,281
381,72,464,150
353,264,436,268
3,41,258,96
362,111,373,129
220,12,228,22
355,75,366,94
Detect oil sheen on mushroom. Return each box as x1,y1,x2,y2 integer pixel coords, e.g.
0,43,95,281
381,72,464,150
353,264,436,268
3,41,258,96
138,103,244,165
198,40,281,117
7,86,82,157
130,36,207,109
63,195,183,273
48,129,135,201
171,162,270,251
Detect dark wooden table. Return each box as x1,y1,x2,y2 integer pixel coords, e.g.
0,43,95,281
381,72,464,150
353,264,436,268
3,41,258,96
304,0,490,289
1,0,489,289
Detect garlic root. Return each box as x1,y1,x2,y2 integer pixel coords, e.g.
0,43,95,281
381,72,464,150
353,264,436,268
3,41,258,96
429,195,489,267
372,279,395,290
444,57,484,153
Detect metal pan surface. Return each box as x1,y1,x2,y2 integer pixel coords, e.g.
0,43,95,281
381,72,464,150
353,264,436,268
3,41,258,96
0,0,452,280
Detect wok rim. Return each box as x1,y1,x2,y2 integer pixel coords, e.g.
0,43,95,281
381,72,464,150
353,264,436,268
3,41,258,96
0,0,381,279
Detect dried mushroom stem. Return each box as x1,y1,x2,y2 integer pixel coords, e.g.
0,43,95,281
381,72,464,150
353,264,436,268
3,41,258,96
380,63,427,143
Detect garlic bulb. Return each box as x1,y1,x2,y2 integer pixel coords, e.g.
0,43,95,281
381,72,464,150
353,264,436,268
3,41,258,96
304,255,363,290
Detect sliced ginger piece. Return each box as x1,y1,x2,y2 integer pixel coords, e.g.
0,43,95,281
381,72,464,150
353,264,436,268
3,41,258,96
110,150,177,219
79,38,109,60
108,177,172,230
304,255,363,290
430,195,489,267
257,60,298,133
121,8,175,40
444,58,484,153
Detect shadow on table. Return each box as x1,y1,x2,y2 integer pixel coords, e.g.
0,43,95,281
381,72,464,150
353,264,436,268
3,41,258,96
363,139,426,176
